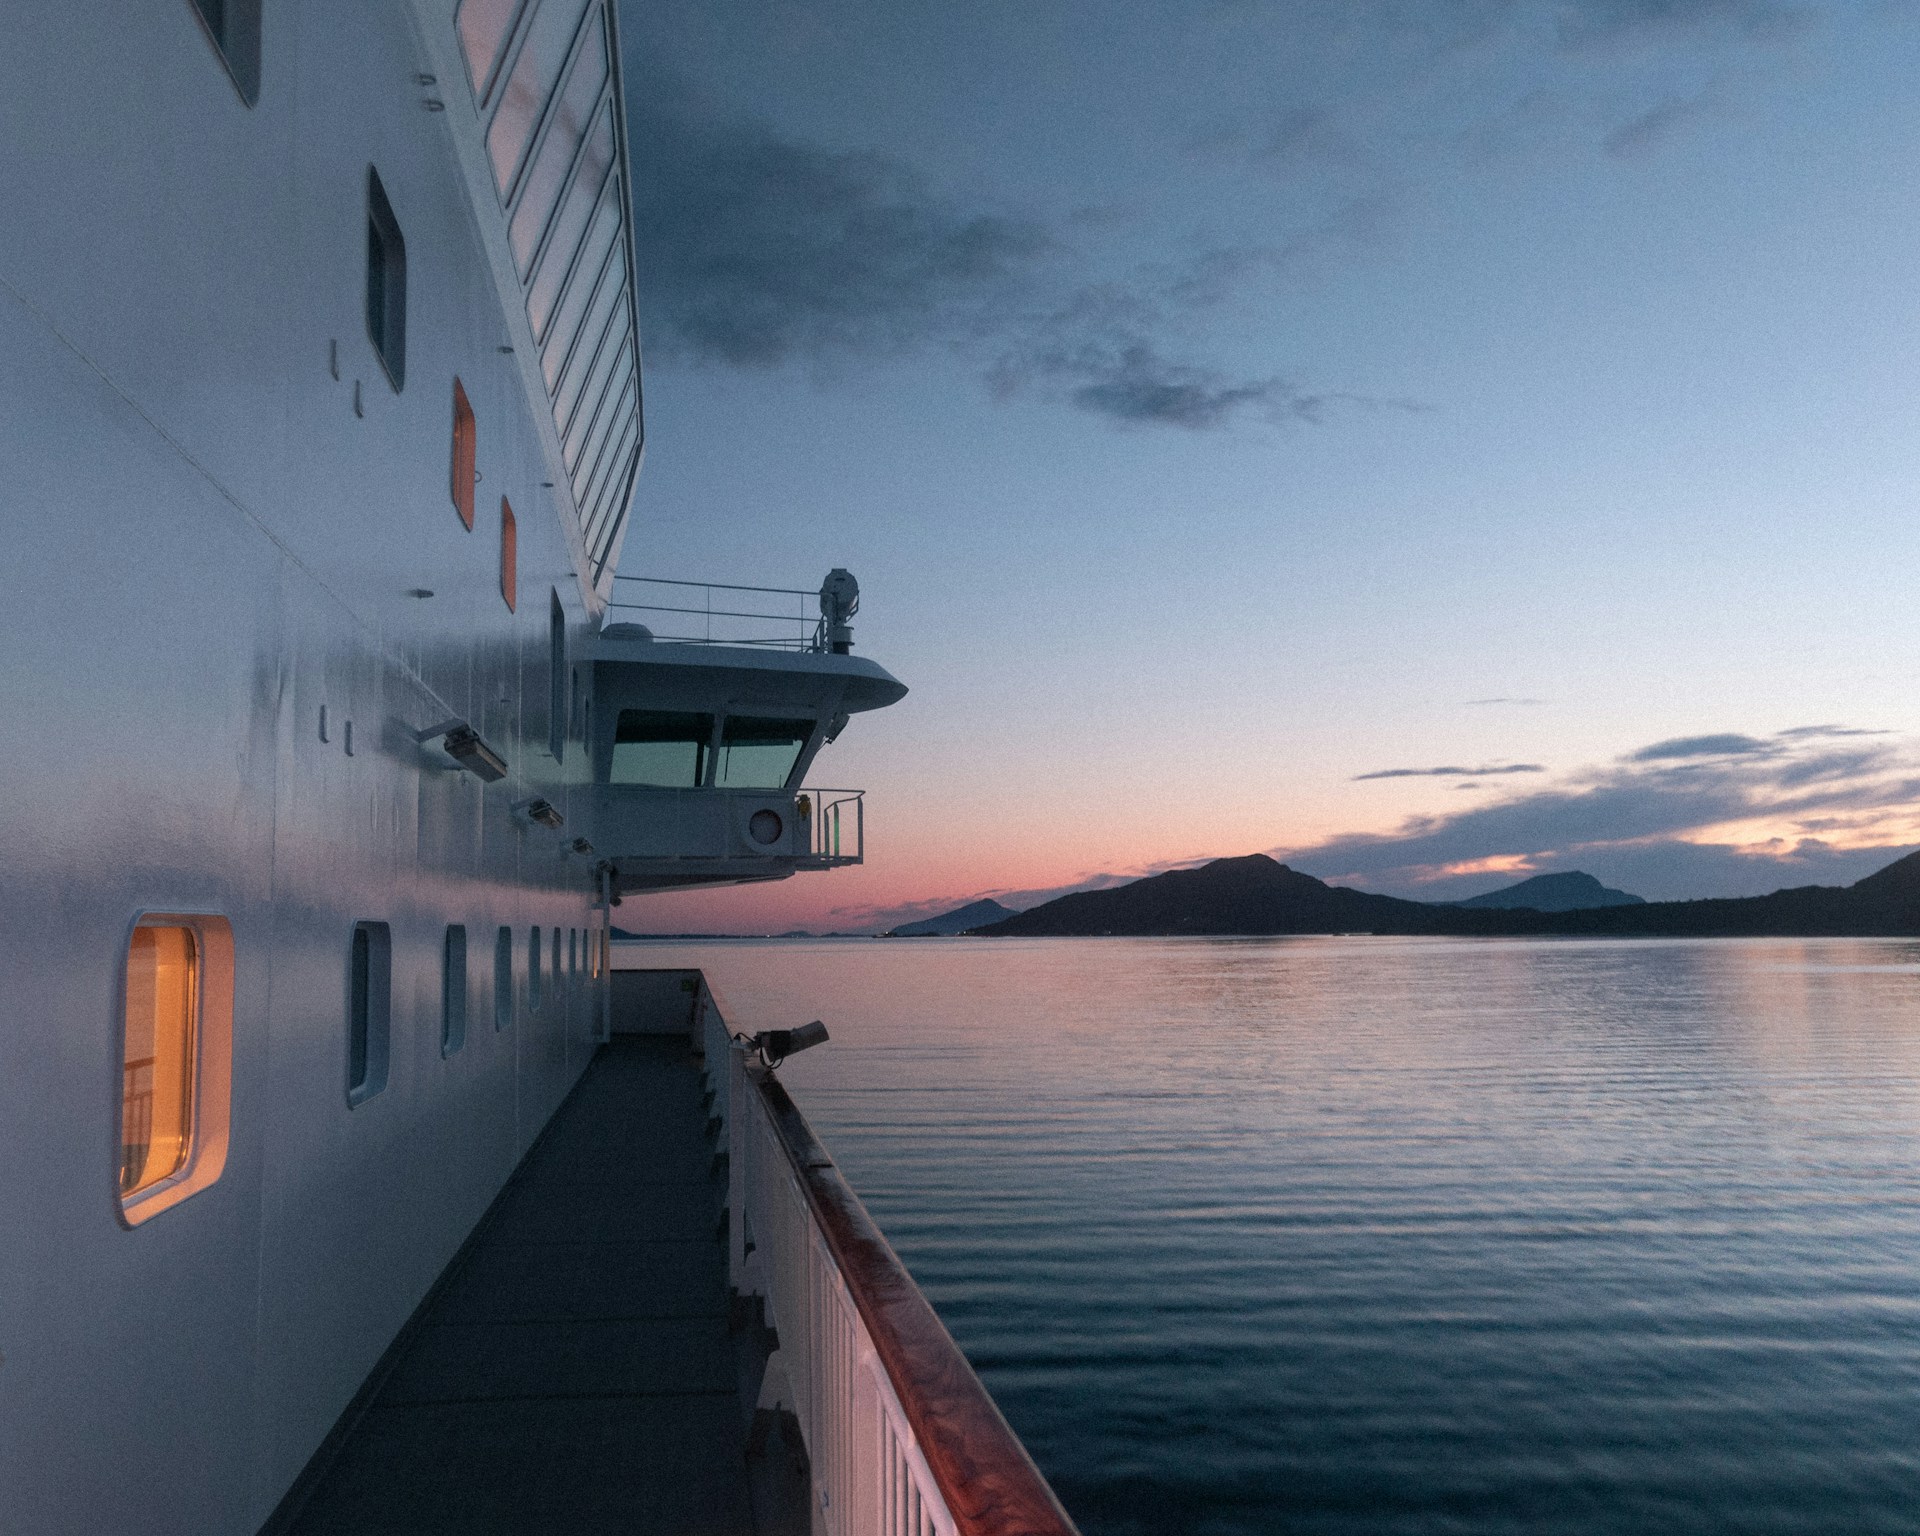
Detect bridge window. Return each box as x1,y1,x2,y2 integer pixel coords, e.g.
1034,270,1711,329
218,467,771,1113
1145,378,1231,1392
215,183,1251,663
365,168,407,391
456,0,525,104
485,0,593,199
188,0,261,107
611,711,713,787
529,926,543,1010
347,922,391,1106
716,717,814,789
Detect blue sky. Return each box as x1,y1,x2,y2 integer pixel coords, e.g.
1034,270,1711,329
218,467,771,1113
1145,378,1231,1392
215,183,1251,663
611,0,1920,931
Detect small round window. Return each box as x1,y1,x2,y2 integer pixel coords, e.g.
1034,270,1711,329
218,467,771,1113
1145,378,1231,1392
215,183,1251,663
748,809,784,846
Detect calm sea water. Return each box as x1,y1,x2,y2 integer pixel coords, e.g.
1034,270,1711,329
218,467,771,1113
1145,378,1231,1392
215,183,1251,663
638,936,1920,1535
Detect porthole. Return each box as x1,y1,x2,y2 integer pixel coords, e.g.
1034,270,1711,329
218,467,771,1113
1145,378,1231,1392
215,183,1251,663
748,808,784,846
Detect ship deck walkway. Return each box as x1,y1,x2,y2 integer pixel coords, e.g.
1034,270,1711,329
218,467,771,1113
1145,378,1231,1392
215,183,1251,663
283,1035,779,1535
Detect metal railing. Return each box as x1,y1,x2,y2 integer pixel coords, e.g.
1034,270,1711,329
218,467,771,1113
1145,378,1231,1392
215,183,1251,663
799,790,865,865
695,981,1079,1536
606,576,831,651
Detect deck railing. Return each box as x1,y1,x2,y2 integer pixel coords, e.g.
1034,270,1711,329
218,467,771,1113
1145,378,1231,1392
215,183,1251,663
607,576,829,651
696,983,1078,1536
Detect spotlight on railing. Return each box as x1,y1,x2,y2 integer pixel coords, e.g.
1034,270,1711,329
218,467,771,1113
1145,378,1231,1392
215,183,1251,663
750,1020,829,1068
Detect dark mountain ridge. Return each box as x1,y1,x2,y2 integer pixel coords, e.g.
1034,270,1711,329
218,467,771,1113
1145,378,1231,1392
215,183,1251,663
1449,870,1644,911
975,852,1920,939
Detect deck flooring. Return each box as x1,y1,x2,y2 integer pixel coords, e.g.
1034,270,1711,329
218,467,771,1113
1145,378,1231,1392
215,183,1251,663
286,1035,758,1536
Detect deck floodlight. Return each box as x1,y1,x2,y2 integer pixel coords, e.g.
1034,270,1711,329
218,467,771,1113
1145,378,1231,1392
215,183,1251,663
571,837,595,856
818,569,859,655
422,721,508,782
512,797,565,829
753,1020,829,1068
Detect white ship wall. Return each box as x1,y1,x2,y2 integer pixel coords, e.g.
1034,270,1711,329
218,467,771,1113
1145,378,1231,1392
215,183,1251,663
0,5,616,1531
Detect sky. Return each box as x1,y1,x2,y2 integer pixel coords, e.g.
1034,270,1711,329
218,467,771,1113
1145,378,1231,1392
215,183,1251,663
608,0,1920,933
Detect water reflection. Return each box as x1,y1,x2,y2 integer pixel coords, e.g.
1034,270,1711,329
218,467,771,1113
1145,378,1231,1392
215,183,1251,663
644,936,1920,1535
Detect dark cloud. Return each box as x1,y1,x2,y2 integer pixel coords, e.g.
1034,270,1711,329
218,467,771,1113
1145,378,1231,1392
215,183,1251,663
1355,763,1547,780
1778,723,1891,739
624,80,1369,431
1282,727,1920,900
1627,732,1774,761
1557,0,1805,46
1603,92,1715,157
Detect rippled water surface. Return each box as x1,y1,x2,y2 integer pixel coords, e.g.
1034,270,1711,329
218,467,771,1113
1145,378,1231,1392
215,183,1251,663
636,936,1920,1535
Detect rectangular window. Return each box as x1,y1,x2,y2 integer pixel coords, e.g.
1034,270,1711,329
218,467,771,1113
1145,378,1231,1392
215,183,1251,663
508,16,609,277
451,379,477,530
456,0,526,103
528,119,617,340
529,926,544,1010
366,168,407,391
568,927,577,977
549,591,567,762
500,498,517,611
485,0,593,198
541,195,620,377
494,925,514,1030
551,926,562,987
121,924,197,1197
610,710,713,787
189,0,261,106
717,716,815,789
442,925,468,1057
119,915,233,1223
347,922,392,1106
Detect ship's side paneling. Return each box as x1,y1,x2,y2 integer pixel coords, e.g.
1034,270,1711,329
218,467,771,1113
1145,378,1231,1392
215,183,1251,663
0,4,614,1532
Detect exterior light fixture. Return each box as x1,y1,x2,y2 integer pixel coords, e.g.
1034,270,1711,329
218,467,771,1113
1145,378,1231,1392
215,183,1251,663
749,1020,828,1068
512,797,564,829
570,838,594,855
417,720,508,782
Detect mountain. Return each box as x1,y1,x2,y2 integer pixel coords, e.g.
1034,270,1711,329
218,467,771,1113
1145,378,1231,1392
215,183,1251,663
887,898,1021,937
1449,871,1645,911
976,852,1920,939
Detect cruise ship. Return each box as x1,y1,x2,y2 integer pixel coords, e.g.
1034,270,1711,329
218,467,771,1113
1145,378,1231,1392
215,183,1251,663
0,4,1076,1532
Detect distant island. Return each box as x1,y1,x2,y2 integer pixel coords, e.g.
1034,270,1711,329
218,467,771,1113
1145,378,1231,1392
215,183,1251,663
973,853,1920,938
887,898,1023,937
1447,870,1645,911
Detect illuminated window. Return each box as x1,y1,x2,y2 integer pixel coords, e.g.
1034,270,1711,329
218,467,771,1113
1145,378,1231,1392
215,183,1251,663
119,916,233,1223
347,922,391,1106
493,925,513,1030
500,498,517,611
188,0,261,106
451,379,476,530
716,716,815,789
610,710,712,786
508,16,608,277
366,168,407,391
529,926,543,1010
443,925,468,1058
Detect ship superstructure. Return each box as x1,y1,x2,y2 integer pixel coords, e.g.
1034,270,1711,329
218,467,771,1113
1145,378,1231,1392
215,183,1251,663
0,4,1069,1534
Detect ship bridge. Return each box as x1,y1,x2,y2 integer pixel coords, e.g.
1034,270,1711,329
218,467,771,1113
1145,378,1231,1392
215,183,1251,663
588,570,907,896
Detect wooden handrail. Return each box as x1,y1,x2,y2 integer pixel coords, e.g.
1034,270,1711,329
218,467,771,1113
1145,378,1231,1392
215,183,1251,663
751,1068,1080,1536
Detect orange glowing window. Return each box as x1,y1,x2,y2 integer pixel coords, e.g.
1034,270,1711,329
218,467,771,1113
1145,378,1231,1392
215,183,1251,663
451,379,476,530
500,497,518,611
121,926,198,1199
119,915,232,1223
